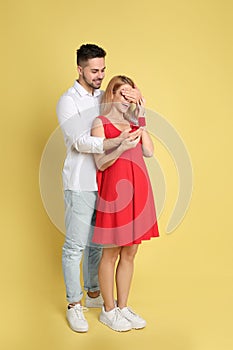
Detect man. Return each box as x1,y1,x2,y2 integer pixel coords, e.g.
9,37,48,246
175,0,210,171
57,44,141,332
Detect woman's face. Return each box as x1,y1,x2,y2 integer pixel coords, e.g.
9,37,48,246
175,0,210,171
112,84,132,114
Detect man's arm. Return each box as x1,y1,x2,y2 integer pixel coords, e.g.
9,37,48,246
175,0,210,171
57,95,130,154
121,85,143,104
121,85,146,124
56,95,103,153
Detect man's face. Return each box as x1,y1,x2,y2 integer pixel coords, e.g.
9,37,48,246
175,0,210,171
78,57,106,91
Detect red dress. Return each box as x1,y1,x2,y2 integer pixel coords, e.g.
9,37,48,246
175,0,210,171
92,116,159,246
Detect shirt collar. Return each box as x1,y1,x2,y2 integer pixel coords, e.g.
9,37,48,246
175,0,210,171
73,80,102,97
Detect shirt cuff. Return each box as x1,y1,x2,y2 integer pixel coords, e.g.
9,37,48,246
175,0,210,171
75,136,104,153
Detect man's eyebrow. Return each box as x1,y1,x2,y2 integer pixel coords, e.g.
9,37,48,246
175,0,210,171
91,67,106,71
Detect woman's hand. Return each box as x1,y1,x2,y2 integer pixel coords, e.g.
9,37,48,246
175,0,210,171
120,135,141,152
119,127,142,142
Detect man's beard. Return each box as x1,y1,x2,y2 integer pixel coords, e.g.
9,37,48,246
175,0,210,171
83,73,102,90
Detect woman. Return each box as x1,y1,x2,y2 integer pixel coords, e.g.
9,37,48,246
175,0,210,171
91,75,159,332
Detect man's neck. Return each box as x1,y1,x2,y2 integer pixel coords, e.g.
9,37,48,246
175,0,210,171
77,79,94,95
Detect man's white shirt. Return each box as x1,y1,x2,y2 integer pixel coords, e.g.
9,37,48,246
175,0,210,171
57,81,104,191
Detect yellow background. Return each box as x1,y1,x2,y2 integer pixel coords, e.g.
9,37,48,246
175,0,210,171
1,0,233,349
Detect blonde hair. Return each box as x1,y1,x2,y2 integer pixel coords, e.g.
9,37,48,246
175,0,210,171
100,75,135,116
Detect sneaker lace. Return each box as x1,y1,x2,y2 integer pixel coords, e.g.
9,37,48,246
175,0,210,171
113,307,125,323
73,305,88,320
124,307,138,319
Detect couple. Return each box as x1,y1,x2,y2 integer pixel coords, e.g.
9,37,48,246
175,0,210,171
57,44,159,333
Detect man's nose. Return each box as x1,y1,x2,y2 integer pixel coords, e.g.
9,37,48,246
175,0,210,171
98,72,104,79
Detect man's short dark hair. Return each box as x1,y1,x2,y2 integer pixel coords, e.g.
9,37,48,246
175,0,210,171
76,44,106,66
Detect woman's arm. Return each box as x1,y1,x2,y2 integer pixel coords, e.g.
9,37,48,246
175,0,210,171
141,129,154,157
91,118,141,171
131,100,154,157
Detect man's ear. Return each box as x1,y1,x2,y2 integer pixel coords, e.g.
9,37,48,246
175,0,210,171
77,65,82,76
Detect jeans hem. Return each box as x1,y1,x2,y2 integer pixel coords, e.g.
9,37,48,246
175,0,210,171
66,294,83,303
84,286,100,293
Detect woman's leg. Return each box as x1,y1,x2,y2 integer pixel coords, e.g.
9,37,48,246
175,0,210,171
98,247,121,311
116,244,139,308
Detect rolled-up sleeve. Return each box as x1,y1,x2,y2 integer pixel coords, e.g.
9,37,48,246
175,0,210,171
75,133,104,153
57,95,104,154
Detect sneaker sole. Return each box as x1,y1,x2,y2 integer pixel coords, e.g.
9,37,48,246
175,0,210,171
129,320,147,329
132,324,146,330
69,325,89,333
99,318,132,332
67,319,89,333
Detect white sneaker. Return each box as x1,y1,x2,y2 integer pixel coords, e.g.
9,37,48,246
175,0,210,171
120,307,146,329
99,306,132,332
84,294,103,308
66,304,88,332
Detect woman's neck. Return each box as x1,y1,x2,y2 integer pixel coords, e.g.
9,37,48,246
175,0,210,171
106,108,125,121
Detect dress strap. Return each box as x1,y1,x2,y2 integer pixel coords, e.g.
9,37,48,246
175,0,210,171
97,115,110,125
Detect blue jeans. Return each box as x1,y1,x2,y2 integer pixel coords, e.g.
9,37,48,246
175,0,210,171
62,190,102,303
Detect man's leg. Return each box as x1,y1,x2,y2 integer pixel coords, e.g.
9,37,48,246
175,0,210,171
83,191,103,305
62,190,95,331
